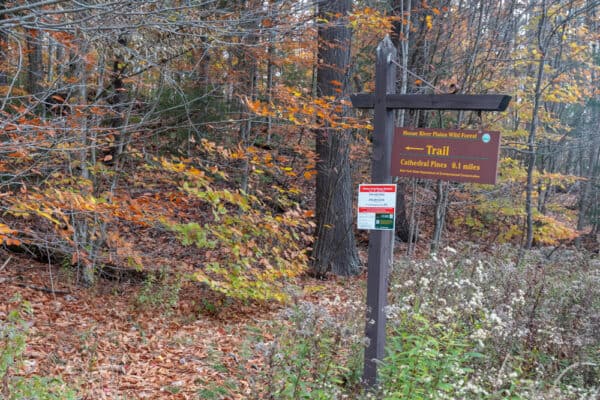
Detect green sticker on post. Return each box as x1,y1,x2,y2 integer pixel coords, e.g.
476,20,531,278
375,214,394,229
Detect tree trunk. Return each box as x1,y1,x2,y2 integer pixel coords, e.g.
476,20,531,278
391,0,413,243
525,0,548,249
0,3,8,86
395,181,412,242
312,0,359,277
431,180,449,252
108,37,129,170
26,29,43,96
576,111,600,243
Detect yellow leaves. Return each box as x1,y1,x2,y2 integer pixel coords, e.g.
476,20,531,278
288,113,299,124
9,201,62,226
230,148,245,160
283,170,296,177
544,84,583,105
498,224,522,243
171,164,313,302
187,166,204,178
161,158,186,173
568,41,588,55
350,7,394,39
425,15,433,30
499,157,527,183
533,214,578,245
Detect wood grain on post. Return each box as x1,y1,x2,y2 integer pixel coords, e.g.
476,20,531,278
362,35,396,388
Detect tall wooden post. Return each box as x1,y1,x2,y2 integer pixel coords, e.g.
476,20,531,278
352,36,509,389
363,35,396,388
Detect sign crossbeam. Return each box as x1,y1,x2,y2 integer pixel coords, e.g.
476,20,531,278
351,93,511,111
353,35,511,390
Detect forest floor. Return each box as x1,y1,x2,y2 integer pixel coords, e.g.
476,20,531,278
1,144,598,398
0,248,369,399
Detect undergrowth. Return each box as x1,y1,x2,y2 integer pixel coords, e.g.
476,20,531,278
164,158,311,303
242,245,599,399
134,268,183,314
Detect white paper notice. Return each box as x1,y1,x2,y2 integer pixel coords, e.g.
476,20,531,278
357,184,397,230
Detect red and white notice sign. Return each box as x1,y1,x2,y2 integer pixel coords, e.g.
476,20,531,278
357,184,397,230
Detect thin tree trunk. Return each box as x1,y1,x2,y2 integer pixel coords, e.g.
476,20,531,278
0,3,8,86
78,41,89,180
576,122,600,244
26,29,43,96
431,180,449,252
391,0,412,243
46,35,54,84
75,38,96,286
238,2,259,194
265,1,275,145
525,1,548,249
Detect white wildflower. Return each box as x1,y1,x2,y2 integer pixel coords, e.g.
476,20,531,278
444,246,457,254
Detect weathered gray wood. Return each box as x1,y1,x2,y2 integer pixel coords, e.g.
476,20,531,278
363,35,396,388
351,93,511,111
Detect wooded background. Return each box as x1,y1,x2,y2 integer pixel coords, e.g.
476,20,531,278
1,0,599,295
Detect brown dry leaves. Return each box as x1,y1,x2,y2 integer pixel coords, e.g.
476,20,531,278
0,251,366,399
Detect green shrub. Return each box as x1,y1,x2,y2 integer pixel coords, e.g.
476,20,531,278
380,313,483,399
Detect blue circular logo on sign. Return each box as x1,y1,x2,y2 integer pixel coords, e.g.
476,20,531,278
482,133,491,143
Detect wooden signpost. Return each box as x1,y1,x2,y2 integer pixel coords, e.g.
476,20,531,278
351,35,510,388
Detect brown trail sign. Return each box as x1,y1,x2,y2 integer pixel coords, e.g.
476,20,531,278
392,128,501,184
351,35,510,389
